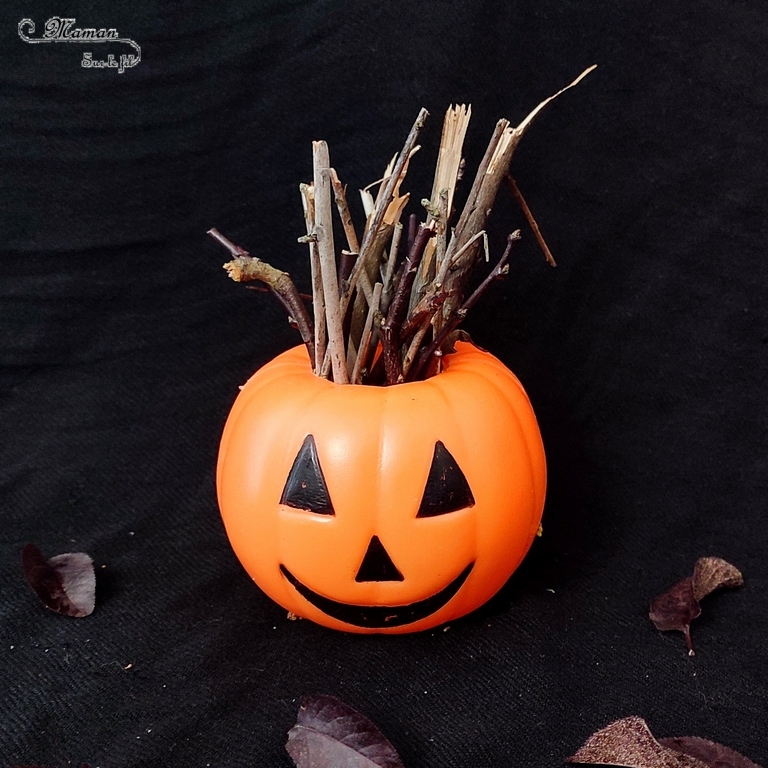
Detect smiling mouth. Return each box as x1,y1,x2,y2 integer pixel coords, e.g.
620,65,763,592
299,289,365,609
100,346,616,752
279,563,474,628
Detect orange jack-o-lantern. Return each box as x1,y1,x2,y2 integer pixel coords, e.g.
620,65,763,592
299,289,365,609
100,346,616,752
216,341,546,634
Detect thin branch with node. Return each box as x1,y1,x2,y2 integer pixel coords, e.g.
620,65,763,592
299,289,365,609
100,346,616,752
299,183,327,373
208,228,315,367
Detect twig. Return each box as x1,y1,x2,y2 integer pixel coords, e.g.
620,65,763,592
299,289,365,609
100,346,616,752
400,290,449,340
505,175,557,267
313,141,349,384
435,229,486,288
411,104,471,314
406,214,418,258
246,285,313,301
401,315,433,379
339,109,429,320
208,228,315,366
299,183,327,373
513,65,597,140
381,223,434,384
440,65,595,313
458,231,520,315
329,168,360,255
380,221,403,313
409,231,520,381
339,250,357,283
351,282,383,384
435,188,450,271
449,119,509,256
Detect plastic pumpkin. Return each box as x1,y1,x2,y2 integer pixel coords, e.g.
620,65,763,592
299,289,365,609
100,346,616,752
217,341,546,634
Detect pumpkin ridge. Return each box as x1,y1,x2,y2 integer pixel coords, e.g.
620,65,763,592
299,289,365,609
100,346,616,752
456,365,544,543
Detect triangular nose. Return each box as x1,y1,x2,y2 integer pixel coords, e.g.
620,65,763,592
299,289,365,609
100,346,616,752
355,536,404,582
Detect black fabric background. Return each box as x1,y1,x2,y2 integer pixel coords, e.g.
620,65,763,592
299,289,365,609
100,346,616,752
2,1,767,766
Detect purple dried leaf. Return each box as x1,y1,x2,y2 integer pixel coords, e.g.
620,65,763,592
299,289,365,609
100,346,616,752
660,737,763,768
650,557,743,655
21,544,96,618
649,576,701,655
692,557,744,603
286,694,404,768
567,716,707,768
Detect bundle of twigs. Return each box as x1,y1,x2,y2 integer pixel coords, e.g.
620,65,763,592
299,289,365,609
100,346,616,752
209,66,595,386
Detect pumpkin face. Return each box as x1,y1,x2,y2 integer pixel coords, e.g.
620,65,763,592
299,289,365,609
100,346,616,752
217,341,546,634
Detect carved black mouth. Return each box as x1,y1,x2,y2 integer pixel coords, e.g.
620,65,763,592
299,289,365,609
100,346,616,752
279,562,474,628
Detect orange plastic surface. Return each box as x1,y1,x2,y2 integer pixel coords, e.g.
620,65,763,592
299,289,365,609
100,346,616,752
217,341,546,634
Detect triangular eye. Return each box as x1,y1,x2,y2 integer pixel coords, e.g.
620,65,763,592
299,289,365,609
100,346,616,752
280,435,334,515
416,441,475,518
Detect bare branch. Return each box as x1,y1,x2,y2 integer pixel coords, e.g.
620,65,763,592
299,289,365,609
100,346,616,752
208,228,315,366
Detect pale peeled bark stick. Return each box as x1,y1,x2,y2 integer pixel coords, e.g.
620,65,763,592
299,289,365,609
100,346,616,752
312,141,348,384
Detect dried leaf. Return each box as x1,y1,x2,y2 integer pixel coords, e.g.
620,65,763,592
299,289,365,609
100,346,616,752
567,716,705,768
692,557,743,602
21,544,96,618
286,694,404,768
649,557,743,654
568,716,762,768
661,738,760,768
660,737,763,768
649,576,700,654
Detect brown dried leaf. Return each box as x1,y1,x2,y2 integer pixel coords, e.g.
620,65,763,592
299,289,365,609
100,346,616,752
286,694,404,768
649,557,743,654
21,544,96,618
660,737,763,768
566,716,706,768
692,557,744,602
